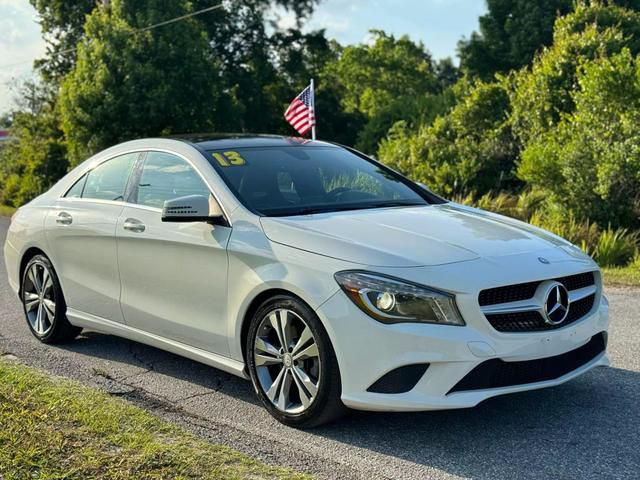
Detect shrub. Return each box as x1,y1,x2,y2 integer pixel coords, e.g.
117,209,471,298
510,3,640,144
517,49,640,229
515,190,547,222
511,3,640,229
593,228,638,267
529,208,601,254
378,78,520,197
451,190,640,267
0,88,68,207
452,190,547,223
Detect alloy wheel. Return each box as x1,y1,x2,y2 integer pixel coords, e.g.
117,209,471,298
23,262,56,336
253,308,321,414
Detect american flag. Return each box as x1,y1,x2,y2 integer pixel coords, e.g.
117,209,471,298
284,83,315,136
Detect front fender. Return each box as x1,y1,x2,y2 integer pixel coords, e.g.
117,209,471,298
225,222,350,362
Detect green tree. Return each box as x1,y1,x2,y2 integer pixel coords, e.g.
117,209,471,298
4,0,327,207
0,113,13,128
269,33,363,144
30,0,98,81
378,78,517,196
519,49,640,227
511,2,640,144
0,83,68,206
324,31,444,152
241,29,347,137
59,0,225,166
459,0,573,80
29,0,322,136
434,57,461,91
191,0,320,134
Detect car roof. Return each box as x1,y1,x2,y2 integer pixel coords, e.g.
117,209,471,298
169,133,337,150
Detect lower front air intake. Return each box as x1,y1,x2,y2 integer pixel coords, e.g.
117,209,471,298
448,332,606,394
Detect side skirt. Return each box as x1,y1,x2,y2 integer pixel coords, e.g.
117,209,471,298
66,308,249,379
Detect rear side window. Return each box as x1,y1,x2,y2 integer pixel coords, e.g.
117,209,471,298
64,174,87,198
135,152,210,209
82,153,137,201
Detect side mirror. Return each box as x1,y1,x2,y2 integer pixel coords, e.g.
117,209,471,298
161,194,226,225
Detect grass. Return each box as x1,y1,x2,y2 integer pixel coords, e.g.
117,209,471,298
0,204,16,217
602,264,640,287
0,358,312,480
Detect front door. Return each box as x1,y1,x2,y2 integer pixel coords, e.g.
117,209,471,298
116,151,231,354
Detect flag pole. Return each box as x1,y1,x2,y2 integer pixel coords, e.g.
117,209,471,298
310,78,317,140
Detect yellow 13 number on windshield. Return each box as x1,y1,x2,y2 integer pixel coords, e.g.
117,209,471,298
212,151,246,167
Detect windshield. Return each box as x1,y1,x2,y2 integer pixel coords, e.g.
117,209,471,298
204,146,430,216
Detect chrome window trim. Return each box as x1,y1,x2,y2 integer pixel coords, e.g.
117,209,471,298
57,196,162,213
59,147,232,226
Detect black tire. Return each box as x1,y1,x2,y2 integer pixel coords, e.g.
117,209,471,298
21,254,82,344
246,294,347,428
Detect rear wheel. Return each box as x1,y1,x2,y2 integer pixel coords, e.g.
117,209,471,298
21,255,81,344
246,295,346,428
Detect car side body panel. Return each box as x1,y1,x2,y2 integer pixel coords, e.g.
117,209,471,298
44,200,125,323
4,205,49,294
116,203,232,354
224,207,349,362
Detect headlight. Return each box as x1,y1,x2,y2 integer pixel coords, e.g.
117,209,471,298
334,271,465,326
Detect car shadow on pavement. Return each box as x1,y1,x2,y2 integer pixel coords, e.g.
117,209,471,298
314,365,639,479
60,332,638,479
64,331,260,405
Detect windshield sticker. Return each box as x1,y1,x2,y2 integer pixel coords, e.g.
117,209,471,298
212,151,247,167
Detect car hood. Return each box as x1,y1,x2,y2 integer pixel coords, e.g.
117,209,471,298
260,203,585,268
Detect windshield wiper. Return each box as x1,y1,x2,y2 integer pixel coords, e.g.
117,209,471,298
277,205,363,216
268,201,426,217
368,200,426,208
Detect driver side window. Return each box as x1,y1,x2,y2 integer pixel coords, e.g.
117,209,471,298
136,152,210,209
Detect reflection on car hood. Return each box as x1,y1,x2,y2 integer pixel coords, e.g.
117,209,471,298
260,203,585,267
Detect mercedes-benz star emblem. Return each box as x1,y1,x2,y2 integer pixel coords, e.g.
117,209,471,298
544,283,570,325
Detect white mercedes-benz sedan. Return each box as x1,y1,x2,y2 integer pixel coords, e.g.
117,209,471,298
4,135,609,427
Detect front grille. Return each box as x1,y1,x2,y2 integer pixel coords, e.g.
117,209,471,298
485,294,596,333
485,311,546,333
448,332,607,394
556,272,597,291
479,271,597,333
479,281,539,307
479,271,595,307
565,293,596,323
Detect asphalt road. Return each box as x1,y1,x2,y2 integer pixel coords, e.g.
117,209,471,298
1,215,639,480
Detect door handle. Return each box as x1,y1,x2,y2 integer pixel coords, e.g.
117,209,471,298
56,211,73,225
123,218,146,233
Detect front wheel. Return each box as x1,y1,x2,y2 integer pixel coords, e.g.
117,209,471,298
21,254,82,344
246,295,346,428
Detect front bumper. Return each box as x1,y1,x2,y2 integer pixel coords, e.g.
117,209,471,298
316,272,609,412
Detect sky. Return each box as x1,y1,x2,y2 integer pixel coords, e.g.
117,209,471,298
0,0,486,115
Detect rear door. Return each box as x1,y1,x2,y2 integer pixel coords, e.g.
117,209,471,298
45,152,139,322
116,150,231,354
